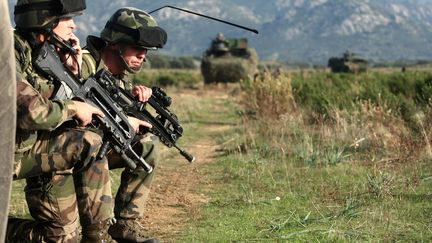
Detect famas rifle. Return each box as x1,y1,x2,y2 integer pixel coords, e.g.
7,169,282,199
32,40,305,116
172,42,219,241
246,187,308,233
33,42,153,173
95,73,195,163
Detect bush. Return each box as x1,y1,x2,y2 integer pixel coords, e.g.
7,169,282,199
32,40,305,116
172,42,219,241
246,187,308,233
239,69,432,165
132,69,202,89
147,53,199,69
289,71,432,124
241,71,296,120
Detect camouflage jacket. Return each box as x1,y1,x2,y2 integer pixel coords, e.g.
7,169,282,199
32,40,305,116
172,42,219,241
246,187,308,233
81,35,133,92
14,31,77,155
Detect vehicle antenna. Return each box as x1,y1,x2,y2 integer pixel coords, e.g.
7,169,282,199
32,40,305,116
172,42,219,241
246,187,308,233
149,5,259,34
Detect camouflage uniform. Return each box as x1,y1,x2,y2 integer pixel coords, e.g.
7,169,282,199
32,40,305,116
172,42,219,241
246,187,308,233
7,0,114,242
0,0,16,241
80,8,167,242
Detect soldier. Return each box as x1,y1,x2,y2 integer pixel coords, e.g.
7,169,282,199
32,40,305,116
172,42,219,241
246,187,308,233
210,32,229,57
80,7,167,242
8,0,116,242
0,0,16,240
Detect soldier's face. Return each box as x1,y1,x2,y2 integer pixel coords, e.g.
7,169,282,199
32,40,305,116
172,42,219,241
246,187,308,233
120,45,148,70
53,18,76,41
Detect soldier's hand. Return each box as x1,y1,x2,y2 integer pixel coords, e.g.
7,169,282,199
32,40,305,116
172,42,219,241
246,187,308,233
132,85,152,102
72,101,104,127
58,33,82,75
128,116,152,133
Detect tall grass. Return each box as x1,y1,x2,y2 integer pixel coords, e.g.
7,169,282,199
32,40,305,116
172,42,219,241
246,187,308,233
180,70,432,242
240,70,432,165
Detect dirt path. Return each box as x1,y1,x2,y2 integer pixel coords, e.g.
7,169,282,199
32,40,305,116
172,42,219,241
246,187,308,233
140,86,237,241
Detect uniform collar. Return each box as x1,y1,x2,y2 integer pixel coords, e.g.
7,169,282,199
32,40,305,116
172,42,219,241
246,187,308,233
85,35,106,65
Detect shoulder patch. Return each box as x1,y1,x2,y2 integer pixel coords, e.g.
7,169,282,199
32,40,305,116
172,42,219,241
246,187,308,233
14,36,30,73
14,33,33,81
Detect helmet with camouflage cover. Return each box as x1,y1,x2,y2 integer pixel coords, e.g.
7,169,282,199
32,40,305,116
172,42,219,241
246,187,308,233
14,0,86,30
100,7,167,50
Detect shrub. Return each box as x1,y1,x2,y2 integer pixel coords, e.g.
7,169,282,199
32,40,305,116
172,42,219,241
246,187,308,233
289,71,432,124
132,69,202,89
147,53,199,69
239,69,432,167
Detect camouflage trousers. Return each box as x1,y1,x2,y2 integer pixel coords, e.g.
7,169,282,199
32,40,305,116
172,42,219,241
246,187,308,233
107,133,159,220
7,128,113,243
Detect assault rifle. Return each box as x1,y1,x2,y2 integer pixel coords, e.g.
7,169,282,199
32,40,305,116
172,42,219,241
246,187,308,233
33,42,153,173
96,74,195,163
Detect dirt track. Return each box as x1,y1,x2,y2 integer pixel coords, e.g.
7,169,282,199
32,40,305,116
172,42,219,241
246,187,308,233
140,87,236,241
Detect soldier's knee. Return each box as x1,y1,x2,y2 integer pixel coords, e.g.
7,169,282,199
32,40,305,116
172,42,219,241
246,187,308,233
82,130,104,153
60,129,103,166
72,129,106,169
137,134,160,167
7,214,78,242
25,173,79,238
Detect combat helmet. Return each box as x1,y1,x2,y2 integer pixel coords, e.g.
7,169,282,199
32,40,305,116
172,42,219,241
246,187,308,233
14,0,86,30
100,7,167,50
216,32,225,41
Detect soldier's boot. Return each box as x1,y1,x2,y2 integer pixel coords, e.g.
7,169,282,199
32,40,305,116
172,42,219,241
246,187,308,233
108,218,159,243
6,217,44,242
81,219,117,243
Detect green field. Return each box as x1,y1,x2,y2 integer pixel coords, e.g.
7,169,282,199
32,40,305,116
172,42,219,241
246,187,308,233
175,70,432,242
9,69,432,242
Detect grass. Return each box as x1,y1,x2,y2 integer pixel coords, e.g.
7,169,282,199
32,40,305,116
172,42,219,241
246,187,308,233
8,180,29,218
8,69,432,242
175,70,432,242
179,150,432,242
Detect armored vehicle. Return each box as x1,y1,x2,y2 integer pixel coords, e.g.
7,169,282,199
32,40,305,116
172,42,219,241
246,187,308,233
327,51,369,73
201,33,258,84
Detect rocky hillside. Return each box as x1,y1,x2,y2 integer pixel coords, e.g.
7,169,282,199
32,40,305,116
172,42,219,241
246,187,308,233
7,0,432,64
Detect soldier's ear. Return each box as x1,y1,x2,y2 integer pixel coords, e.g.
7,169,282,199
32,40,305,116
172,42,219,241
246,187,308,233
35,32,47,44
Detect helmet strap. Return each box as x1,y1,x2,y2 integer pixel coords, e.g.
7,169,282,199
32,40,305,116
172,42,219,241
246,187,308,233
116,47,143,74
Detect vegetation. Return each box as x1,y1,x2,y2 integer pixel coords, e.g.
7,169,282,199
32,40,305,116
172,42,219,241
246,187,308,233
178,70,432,242
146,53,200,69
8,67,432,242
372,59,432,68
132,68,202,89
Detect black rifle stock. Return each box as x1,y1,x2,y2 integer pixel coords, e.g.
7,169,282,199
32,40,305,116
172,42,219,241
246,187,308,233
95,73,195,163
33,42,153,173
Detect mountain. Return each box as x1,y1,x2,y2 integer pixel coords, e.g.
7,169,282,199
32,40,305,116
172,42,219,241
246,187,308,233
7,0,432,64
